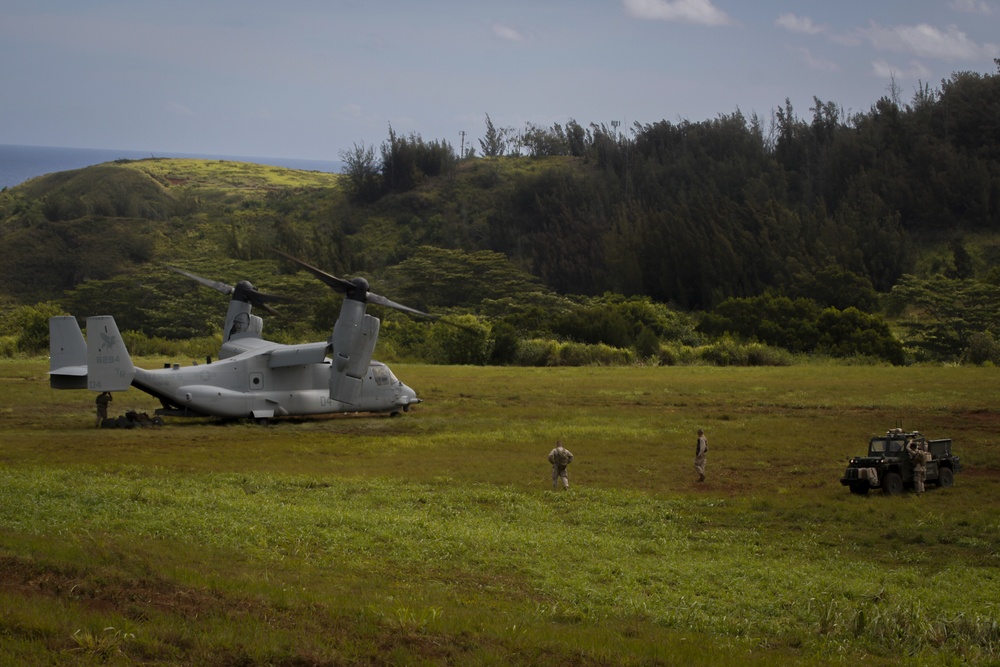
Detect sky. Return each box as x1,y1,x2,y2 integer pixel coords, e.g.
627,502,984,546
1,0,998,163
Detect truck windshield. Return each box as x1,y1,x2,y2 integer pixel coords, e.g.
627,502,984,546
869,438,904,454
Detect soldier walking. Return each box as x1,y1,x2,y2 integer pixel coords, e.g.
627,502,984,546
548,440,574,490
694,428,708,482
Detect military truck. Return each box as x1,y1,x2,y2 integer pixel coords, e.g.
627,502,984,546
841,428,962,495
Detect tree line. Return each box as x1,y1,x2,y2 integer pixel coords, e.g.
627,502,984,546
340,62,1000,313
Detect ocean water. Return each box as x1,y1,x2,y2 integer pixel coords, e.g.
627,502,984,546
0,144,343,190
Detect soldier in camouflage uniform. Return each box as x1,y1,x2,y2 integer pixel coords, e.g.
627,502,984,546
907,438,927,494
548,440,574,490
694,428,708,482
95,391,112,427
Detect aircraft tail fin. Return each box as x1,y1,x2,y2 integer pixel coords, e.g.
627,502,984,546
49,316,88,389
86,316,135,392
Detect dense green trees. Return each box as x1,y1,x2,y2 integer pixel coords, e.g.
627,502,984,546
886,275,1000,361
697,293,906,364
318,63,1000,322
339,126,457,203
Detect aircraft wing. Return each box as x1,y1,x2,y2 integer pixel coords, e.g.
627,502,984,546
267,342,330,368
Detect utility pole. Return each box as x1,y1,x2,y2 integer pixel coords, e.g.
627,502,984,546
460,130,466,158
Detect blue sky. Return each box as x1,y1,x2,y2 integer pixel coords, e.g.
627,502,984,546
1,0,997,162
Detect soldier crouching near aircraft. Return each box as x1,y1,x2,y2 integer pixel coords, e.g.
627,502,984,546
548,440,574,490
95,391,112,427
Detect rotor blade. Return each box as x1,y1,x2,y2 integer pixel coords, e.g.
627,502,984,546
365,297,480,334
171,266,294,316
167,266,234,296
274,250,355,293
366,292,434,319
257,302,281,317
234,282,296,306
253,290,295,303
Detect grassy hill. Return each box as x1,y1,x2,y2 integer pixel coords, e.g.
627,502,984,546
0,159,342,302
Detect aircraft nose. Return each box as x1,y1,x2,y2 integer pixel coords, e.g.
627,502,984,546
398,383,421,407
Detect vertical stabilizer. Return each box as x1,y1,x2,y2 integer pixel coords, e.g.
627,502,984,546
86,316,135,392
49,316,88,389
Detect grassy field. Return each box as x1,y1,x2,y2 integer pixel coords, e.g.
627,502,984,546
1,359,999,665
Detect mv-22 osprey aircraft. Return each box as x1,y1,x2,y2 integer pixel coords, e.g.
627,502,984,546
48,252,428,423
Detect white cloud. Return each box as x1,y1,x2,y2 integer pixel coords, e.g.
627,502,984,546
492,23,526,42
860,21,1000,61
622,0,732,26
871,58,933,81
776,13,824,35
789,47,840,72
949,0,993,14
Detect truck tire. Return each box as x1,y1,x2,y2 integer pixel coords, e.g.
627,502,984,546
937,467,954,488
882,472,903,496
849,481,870,495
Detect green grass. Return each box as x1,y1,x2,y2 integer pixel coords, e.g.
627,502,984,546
124,157,342,191
1,359,999,665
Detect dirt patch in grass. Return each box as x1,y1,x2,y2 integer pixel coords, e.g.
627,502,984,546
0,555,234,620
0,554,615,666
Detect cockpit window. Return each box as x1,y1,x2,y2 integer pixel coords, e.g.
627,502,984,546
371,365,396,387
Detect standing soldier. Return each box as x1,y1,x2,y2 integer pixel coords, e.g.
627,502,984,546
908,438,927,494
694,428,708,482
95,391,112,427
548,440,574,490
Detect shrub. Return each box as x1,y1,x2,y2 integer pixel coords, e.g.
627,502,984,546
426,315,491,365
0,336,18,358
10,302,66,354
963,331,1000,365
556,341,633,366
488,321,519,365
513,339,560,366
745,343,793,367
699,336,749,366
697,337,793,367
656,343,701,366
634,325,661,359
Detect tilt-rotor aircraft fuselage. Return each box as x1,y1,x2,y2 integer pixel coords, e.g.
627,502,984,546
49,254,423,423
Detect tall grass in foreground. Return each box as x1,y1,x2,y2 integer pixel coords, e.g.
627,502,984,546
1,359,999,664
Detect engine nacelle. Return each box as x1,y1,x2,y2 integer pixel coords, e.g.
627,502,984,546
329,309,380,406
